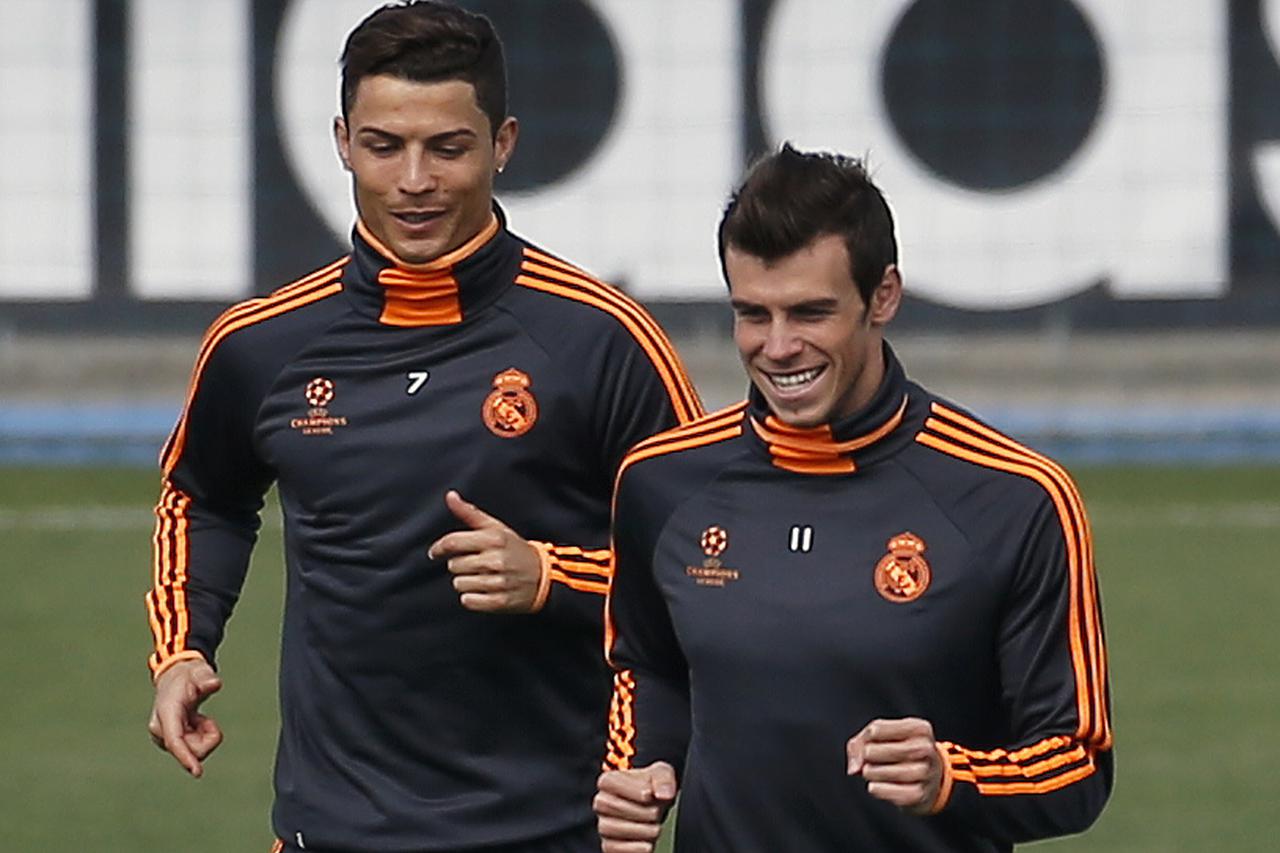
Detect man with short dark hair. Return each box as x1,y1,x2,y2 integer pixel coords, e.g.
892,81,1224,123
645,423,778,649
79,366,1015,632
595,144,1113,851
144,3,700,850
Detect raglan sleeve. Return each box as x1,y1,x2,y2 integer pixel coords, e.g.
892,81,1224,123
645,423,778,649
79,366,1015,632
532,312,702,622
928,485,1114,842
603,458,691,776
144,329,274,680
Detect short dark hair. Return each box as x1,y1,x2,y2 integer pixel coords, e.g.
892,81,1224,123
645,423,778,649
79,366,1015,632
339,1,508,137
718,143,898,304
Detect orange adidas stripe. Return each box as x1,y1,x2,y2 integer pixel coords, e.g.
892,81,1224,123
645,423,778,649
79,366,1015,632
624,402,747,458
949,735,1073,764
162,276,344,474
954,744,1088,779
931,402,1109,746
605,405,747,655
159,257,348,468
917,423,1108,748
517,266,702,424
549,545,612,564
607,669,638,769
549,570,609,595
522,249,697,401
147,483,192,671
951,759,1097,796
552,557,612,579
519,268,699,423
158,485,186,656
519,256,694,398
617,425,742,488
516,257,702,423
147,485,177,659
614,403,748,492
160,266,346,469
924,407,1110,748
917,428,1095,740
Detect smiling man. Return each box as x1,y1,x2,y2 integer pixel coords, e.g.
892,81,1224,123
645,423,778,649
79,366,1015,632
595,145,1114,851
143,3,701,852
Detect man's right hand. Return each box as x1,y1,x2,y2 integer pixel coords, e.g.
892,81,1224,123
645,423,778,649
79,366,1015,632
148,657,224,778
594,762,679,853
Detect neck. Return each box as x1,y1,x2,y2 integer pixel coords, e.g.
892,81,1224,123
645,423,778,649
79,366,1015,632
355,213,500,272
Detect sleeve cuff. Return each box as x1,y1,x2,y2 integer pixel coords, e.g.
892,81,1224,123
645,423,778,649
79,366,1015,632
923,742,956,815
528,540,554,612
149,649,209,683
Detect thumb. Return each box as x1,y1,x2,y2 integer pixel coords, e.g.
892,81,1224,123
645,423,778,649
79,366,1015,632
444,490,504,531
194,670,223,699
649,761,678,801
846,730,868,775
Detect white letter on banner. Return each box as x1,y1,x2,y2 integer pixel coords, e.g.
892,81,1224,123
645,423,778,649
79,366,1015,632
277,0,740,299
1255,0,1280,233
763,0,1227,309
274,0,380,239
0,0,93,299
130,0,251,298
499,0,739,299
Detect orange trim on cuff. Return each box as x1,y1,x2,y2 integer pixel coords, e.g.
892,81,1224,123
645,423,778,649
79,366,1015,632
529,540,554,612
150,649,207,683
924,743,956,815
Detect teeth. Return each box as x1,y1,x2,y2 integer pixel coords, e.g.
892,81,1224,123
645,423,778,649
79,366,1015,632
771,367,820,389
398,212,437,224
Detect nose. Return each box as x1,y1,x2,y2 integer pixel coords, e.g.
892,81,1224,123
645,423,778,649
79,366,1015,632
761,320,802,362
399,153,438,195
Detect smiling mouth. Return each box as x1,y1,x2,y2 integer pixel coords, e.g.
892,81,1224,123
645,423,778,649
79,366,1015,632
765,366,825,393
392,210,445,226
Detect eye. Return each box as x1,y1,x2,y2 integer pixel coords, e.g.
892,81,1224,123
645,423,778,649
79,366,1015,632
363,139,398,156
434,144,468,159
792,305,835,321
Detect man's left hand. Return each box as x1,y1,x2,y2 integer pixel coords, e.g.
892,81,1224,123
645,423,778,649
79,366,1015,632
846,717,944,813
428,490,543,613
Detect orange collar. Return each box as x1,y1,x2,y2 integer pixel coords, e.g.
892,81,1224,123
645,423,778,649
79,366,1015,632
750,395,909,474
355,215,500,327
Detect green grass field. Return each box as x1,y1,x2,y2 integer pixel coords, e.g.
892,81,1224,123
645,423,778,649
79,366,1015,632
1,465,1276,851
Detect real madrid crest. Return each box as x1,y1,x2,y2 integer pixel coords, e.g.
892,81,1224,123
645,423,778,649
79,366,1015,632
483,367,539,438
873,532,931,603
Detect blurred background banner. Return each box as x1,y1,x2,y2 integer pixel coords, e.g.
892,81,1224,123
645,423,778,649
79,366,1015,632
1,0,1278,322
0,0,1277,461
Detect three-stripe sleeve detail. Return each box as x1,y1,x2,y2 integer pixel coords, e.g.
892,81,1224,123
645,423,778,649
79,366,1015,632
606,669,638,770
611,402,748,505
159,258,348,474
515,249,703,425
916,402,1111,802
604,404,748,765
939,736,1099,796
146,480,197,676
149,260,346,677
533,544,613,596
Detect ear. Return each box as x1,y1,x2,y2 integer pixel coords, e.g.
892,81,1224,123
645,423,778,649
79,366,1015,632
867,264,902,327
493,116,519,174
333,116,353,172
